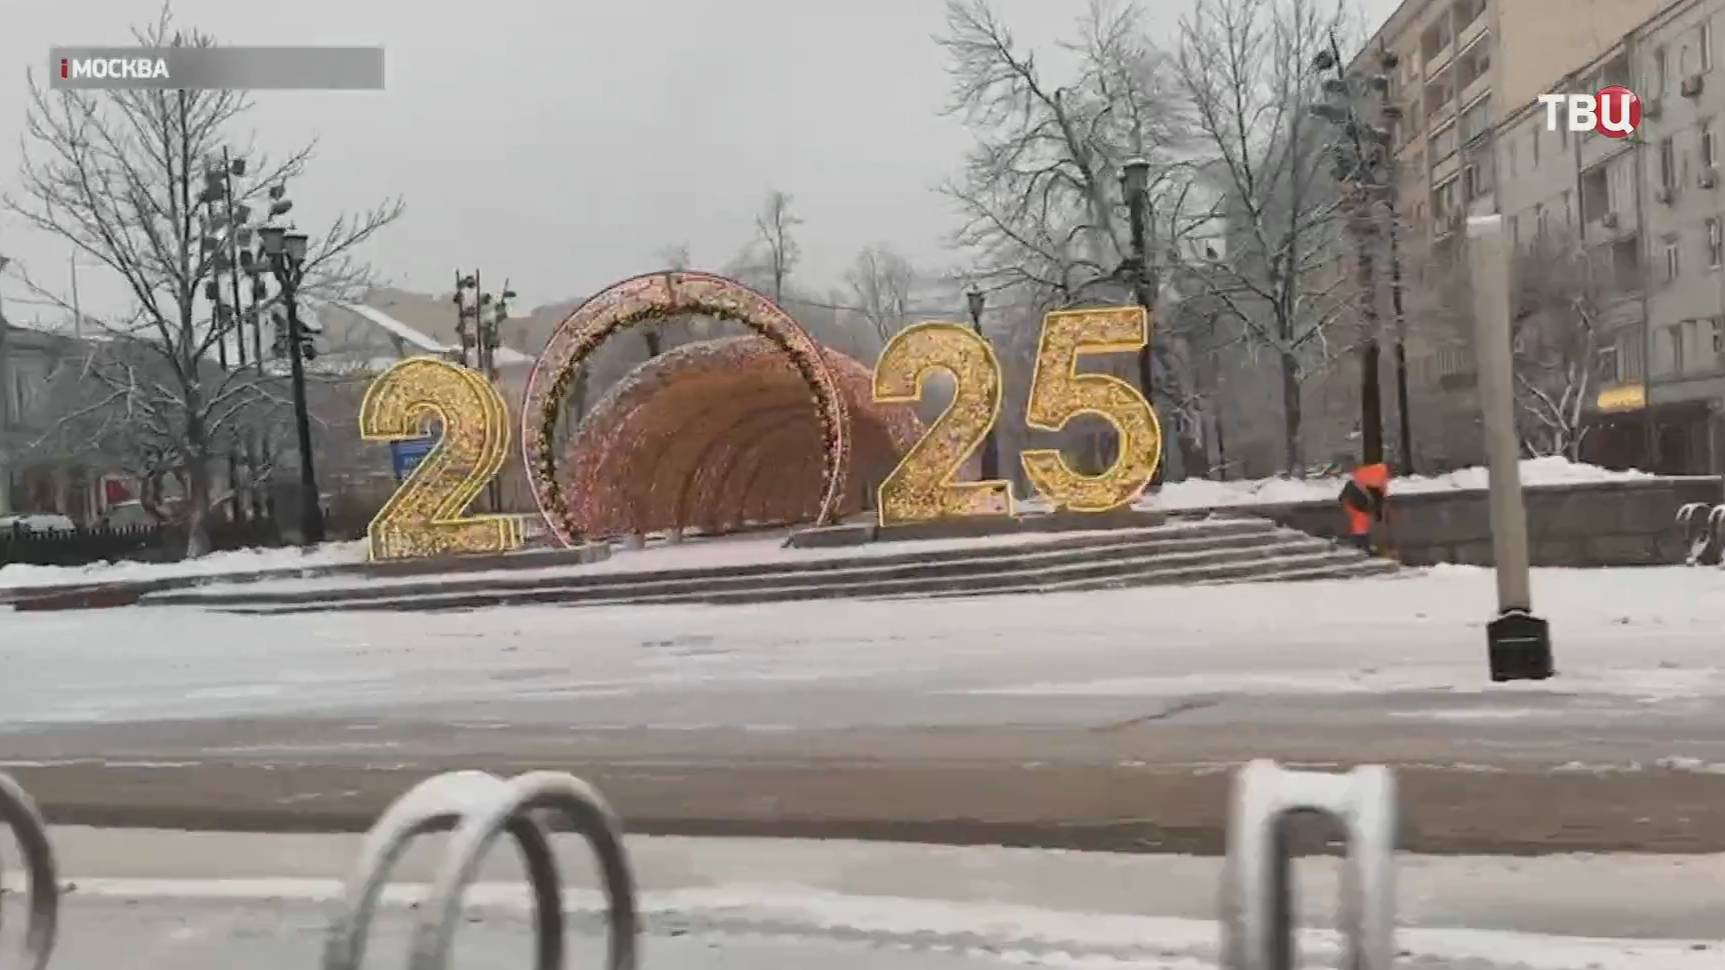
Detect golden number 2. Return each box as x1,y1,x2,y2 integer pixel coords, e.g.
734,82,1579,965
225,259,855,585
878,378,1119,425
358,356,524,560
1021,306,1162,511
872,323,1013,525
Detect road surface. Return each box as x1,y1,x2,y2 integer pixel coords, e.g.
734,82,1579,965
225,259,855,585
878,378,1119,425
4,566,1725,851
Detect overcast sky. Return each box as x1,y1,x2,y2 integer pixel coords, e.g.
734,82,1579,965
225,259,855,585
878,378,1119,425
0,0,1402,319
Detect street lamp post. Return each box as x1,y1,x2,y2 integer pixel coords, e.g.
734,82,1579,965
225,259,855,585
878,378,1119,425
966,286,1001,482
453,269,516,511
260,224,324,546
1312,37,1402,471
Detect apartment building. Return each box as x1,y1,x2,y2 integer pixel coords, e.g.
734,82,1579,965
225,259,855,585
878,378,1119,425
1486,0,1725,474
1308,0,1669,474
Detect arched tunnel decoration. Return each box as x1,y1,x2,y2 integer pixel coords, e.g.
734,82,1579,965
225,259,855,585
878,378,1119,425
523,271,905,545
557,336,922,538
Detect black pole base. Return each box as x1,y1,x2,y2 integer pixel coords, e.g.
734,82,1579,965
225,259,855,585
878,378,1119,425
1486,609,1555,682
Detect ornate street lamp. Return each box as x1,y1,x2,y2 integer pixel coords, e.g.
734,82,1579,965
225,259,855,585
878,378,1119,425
261,222,324,545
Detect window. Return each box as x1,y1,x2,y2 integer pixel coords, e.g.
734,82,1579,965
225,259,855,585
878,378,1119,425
7,363,44,423
1598,344,1622,383
1713,317,1725,358
1536,203,1548,241
1433,121,1459,160
1621,332,1646,379
1652,326,1673,376
1666,239,1682,281
1709,217,1723,266
1661,137,1677,190
1507,138,1518,176
1705,20,1716,72
1704,120,1718,168
1531,124,1540,166
1463,162,1494,200
1655,46,1669,96
1461,99,1491,142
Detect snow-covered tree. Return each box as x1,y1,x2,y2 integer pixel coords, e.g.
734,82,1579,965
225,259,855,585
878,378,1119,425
6,13,402,556
1169,0,1353,475
1511,229,1610,460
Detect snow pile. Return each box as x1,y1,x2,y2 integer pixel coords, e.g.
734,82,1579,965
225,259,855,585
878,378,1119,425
1144,457,1653,511
0,539,368,590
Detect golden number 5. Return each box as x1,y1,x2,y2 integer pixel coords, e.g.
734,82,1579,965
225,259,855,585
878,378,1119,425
1020,306,1162,511
872,323,1013,525
358,356,524,560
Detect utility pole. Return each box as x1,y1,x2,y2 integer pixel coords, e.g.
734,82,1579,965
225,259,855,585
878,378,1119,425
1467,213,1553,682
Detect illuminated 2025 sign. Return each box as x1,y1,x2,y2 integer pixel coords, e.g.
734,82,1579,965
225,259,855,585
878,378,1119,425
872,305,1162,526
357,299,1162,559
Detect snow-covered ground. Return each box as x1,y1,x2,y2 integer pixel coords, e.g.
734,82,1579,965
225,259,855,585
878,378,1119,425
0,539,369,590
3,563,1722,727
1053,455,1662,513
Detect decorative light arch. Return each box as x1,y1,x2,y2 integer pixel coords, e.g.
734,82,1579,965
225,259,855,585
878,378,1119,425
522,271,851,548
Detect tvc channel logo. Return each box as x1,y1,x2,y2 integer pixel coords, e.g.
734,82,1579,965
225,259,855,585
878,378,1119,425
1537,86,1642,139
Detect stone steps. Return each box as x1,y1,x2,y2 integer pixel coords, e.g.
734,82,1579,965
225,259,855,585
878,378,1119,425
173,516,1395,615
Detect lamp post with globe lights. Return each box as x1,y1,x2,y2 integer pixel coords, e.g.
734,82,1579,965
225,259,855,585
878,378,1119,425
259,222,323,546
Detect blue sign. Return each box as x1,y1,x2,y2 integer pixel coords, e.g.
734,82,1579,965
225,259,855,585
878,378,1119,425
390,435,438,481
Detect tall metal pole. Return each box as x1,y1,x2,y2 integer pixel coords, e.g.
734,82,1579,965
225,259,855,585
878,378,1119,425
1325,33,1386,468
966,291,1001,482
1466,214,1553,681
1385,193,1415,474
283,267,325,546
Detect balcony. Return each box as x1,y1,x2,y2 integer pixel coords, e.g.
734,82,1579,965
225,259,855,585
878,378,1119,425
1460,69,1490,108
1457,6,1488,49
1432,151,1461,185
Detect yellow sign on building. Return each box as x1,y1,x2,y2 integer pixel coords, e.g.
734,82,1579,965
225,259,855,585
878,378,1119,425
1595,383,1647,413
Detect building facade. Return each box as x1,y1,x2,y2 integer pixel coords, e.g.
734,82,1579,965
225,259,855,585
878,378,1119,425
1488,0,1725,473
1336,0,1684,473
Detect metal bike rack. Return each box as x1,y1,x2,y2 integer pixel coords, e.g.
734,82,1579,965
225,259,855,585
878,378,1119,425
0,772,59,970
1676,502,1725,566
1220,760,1397,970
4,760,1399,969
323,769,639,970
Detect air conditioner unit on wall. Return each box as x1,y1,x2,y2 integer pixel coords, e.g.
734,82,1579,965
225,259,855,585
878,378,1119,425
1602,211,1620,227
1656,186,1676,204
1645,97,1664,119
1702,169,1719,189
1682,73,1705,97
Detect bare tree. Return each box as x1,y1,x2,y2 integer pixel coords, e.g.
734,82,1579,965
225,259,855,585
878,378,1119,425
1169,0,1352,474
1511,230,1610,459
940,0,1211,476
5,12,403,556
845,245,916,349
939,0,1188,304
752,190,802,303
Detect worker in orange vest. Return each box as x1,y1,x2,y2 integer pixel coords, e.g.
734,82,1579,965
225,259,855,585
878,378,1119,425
1338,462,1391,553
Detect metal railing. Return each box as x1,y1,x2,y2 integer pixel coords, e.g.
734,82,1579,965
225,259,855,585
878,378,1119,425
2,761,1396,970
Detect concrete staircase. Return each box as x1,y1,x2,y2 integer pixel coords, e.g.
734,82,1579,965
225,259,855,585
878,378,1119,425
140,516,1397,615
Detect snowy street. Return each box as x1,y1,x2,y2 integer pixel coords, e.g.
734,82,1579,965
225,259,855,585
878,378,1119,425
3,564,1725,853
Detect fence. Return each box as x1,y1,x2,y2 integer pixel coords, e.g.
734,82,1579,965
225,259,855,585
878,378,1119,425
1,760,1397,970
0,517,284,567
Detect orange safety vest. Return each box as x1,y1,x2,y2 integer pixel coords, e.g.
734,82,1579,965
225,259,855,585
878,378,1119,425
1339,463,1391,537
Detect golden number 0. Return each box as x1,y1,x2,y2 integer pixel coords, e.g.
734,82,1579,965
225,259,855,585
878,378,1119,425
872,323,1013,525
1020,306,1162,511
358,356,525,560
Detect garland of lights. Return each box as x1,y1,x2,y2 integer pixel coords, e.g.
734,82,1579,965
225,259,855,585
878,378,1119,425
522,271,851,548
